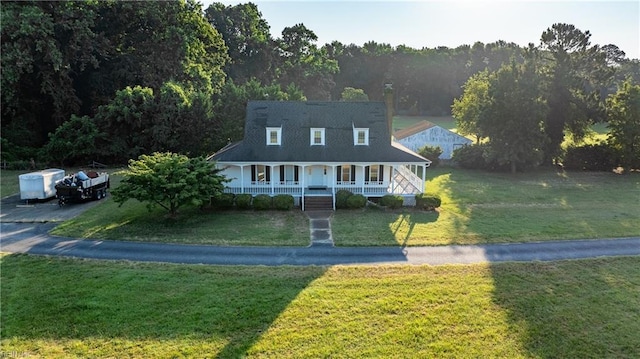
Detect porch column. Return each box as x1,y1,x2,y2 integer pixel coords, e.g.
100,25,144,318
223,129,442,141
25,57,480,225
270,165,275,195
331,164,337,210
301,165,306,211
361,164,365,195
240,165,245,193
422,163,427,193
391,165,396,194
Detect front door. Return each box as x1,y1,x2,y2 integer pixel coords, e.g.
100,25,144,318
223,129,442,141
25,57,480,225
310,166,325,187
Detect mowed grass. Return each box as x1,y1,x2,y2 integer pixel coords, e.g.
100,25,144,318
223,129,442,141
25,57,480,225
2,254,639,358
332,168,640,246
1,169,23,198
5,165,639,247
51,198,310,246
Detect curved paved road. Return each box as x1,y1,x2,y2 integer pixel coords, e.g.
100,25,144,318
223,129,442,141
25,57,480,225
2,223,639,266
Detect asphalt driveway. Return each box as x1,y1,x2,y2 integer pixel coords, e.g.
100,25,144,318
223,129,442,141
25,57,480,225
2,222,639,266
0,194,105,223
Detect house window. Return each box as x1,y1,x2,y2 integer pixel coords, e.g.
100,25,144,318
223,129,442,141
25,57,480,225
279,165,299,184
266,127,281,145
336,164,356,183
365,164,384,183
310,128,325,146
251,165,270,182
354,128,369,145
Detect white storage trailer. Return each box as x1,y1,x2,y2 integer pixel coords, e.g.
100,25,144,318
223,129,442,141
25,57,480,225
19,169,65,200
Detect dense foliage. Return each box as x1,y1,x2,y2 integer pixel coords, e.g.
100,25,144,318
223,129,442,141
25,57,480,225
606,80,640,170
112,152,227,217
2,1,638,171
562,143,619,171
417,145,443,167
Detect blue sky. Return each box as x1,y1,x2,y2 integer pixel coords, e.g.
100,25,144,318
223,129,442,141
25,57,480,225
204,0,639,60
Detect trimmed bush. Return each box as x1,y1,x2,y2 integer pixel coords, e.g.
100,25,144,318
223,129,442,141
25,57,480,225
253,194,272,210
273,194,295,210
379,194,403,209
336,189,353,209
415,193,442,211
235,194,252,210
212,192,235,209
346,194,367,209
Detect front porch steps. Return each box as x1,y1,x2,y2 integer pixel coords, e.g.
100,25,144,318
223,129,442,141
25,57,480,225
304,196,333,211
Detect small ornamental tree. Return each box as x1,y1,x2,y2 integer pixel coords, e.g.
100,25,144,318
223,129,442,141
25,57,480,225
112,152,227,217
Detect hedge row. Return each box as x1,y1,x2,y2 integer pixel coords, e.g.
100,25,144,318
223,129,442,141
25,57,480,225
452,143,623,172
337,191,442,211
211,193,295,211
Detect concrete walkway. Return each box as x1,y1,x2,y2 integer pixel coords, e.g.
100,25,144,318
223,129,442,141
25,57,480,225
2,222,639,266
305,211,334,247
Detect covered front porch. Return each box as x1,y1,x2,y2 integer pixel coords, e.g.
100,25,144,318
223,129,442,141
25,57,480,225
217,162,428,210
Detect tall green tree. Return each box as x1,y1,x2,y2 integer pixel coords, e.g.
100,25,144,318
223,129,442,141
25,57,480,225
1,1,104,145
93,85,156,162
42,115,101,166
205,2,275,84
481,61,548,173
112,152,227,217
539,23,620,164
452,71,490,143
276,23,338,100
606,80,640,170
1,0,229,160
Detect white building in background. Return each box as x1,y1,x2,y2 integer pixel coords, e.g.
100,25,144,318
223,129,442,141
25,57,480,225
394,121,472,160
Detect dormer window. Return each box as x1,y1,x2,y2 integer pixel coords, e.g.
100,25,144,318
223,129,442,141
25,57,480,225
354,128,369,145
310,128,325,146
266,127,281,145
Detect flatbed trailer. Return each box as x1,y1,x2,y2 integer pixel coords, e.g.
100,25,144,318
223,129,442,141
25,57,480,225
55,171,110,207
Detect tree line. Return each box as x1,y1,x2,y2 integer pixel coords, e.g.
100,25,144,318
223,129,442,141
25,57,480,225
2,1,638,167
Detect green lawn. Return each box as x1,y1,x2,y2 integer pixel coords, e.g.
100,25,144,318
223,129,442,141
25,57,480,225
2,254,638,358
332,167,640,246
1,169,23,198
5,166,639,247
51,199,310,246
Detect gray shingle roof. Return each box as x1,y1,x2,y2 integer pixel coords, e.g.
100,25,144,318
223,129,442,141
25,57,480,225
209,101,429,163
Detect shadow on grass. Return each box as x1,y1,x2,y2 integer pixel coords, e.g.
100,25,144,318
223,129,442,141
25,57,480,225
0,254,327,358
489,258,640,358
331,208,439,246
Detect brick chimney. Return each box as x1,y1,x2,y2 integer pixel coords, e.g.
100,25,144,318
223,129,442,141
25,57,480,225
384,83,393,139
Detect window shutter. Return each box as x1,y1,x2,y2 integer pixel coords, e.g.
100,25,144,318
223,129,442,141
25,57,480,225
266,166,271,182
280,166,285,182
379,164,384,181
365,166,370,180
351,165,356,182
336,166,342,181
294,166,299,182
251,165,256,182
